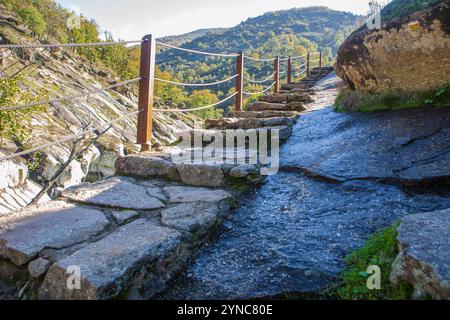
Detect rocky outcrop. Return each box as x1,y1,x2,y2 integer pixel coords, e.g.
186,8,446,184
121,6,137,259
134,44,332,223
336,0,450,92
0,7,197,214
391,209,450,299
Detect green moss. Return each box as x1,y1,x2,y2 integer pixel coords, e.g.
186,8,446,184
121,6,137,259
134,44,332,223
335,85,450,112
334,224,413,300
382,0,443,22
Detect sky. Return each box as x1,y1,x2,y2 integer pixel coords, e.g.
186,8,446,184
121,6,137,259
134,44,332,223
55,0,370,40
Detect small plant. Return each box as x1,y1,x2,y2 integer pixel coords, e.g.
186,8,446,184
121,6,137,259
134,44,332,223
335,224,413,300
335,85,450,112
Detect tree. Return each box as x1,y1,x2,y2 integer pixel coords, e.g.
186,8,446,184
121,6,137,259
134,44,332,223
17,6,46,36
187,90,222,119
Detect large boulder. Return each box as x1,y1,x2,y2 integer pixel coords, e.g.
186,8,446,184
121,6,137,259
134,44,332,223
391,209,450,299
336,0,450,93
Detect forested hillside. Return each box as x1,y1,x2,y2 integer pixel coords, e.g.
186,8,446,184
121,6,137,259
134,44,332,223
0,1,359,115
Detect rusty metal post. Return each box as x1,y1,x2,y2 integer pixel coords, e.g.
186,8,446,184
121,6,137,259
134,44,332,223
235,52,244,111
287,56,292,84
319,52,323,68
307,51,311,77
137,34,156,152
274,56,279,94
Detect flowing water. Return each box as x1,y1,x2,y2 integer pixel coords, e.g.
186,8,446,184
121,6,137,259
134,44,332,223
161,77,450,300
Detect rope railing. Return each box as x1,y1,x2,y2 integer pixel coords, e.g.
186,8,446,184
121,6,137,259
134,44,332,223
244,55,277,62
243,82,276,96
154,74,238,87
155,41,239,58
0,40,142,49
0,77,142,112
1,33,326,153
244,72,275,84
154,92,238,113
0,109,142,162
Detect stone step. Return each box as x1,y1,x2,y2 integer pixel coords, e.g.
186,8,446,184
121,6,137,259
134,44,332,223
205,116,296,130
228,110,298,119
0,201,109,266
248,101,306,112
39,218,186,300
116,150,265,188
1,176,236,300
258,93,314,104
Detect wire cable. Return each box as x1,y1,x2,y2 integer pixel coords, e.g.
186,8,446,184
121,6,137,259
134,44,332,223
0,40,142,49
243,82,276,95
244,55,276,62
244,72,275,84
154,92,238,113
0,109,142,162
154,74,238,87
0,78,141,112
155,41,239,58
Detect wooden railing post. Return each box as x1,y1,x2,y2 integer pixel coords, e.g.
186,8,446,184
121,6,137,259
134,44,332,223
137,34,156,152
307,51,311,77
287,56,292,84
235,52,244,111
319,52,323,68
274,56,279,94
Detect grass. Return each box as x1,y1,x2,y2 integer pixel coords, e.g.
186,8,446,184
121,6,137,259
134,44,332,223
334,224,413,300
334,85,450,112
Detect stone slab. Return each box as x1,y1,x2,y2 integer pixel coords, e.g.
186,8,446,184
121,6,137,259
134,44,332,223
61,177,166,210
0,201,109,266
39,219,183,300
163,186,233,204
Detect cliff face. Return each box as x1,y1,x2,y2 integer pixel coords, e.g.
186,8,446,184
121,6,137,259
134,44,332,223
335,0,450,93
0,6,196,214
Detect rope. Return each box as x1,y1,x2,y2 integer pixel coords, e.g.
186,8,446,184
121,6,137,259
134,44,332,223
244,72,275,84
243,82,276,95
291,54,308,60
295,62,308,70
0,40,142,49
154,92,238,113
0,109,142,162
0,77,141,112
155,41,238,58
244,55,276,62
154,74,238,87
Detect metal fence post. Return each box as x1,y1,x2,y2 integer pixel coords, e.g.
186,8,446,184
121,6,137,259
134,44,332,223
274,56,279,94
320,52,323,68
235,52,244,111
137,34,156,152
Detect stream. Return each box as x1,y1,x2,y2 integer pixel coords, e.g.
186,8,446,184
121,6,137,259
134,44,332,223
161,76,450,300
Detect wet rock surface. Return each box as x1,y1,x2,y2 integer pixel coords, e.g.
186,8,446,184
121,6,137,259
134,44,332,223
161,75,450,299
281,107,450,184
391,209,450,299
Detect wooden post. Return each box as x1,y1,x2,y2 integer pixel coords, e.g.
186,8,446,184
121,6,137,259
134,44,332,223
137,34,156,152
274,56,279,94
235,52,244,111
307,51,311,77
319,52,323,68
287,56,292,84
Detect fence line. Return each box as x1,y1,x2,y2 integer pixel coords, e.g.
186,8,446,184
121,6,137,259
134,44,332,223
155,41,239,58
1,35,326,154
154,74,238,87
154,92,238,113
243,82,276,95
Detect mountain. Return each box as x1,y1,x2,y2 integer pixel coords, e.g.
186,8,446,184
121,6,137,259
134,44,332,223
158,28,228,47
156,7,359,93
